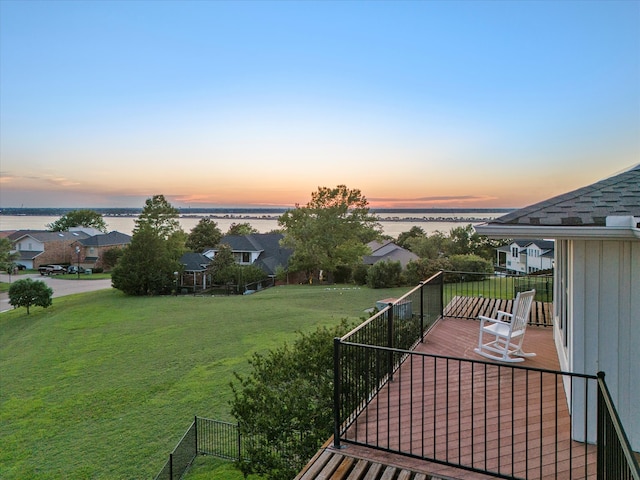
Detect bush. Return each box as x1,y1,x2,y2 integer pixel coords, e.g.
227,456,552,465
366,260,402,289
352,264,369,285
333,265,352,283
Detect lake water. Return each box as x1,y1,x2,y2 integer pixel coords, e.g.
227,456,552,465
0,211,509,239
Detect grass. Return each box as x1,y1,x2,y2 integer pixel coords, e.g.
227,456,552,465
0,284,408,479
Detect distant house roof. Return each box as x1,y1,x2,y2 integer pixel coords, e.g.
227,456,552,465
218,233,292,276
77,231,131,247
363,240,419,268
8,230,91,242
476,164,640,239
180,252,211,272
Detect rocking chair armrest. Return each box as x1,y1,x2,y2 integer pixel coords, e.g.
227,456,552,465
478,315,511,327
496,311,513,322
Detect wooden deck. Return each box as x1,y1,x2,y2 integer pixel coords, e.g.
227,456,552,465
297,316,597,480
443,296,553,326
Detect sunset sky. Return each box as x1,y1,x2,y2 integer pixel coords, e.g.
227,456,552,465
0,0,638,209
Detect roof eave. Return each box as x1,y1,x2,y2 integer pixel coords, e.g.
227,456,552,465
474,223,640,240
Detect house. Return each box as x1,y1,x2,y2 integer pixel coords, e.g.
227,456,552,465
363,240,419,269
204,233,292,278
70,230,132,271
178,252,211,291
496,238,554,274
475,163,640,451
8,230,91,268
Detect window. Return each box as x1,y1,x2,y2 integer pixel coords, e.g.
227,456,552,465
242,252,251,263
511,247,519,257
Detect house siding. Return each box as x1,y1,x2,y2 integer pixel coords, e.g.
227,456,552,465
569,239,640,450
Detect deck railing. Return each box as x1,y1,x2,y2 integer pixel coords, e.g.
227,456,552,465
333,272,639,479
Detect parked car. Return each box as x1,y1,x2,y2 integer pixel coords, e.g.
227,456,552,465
39,265,67,275
15,263,26,270
66,265,85,274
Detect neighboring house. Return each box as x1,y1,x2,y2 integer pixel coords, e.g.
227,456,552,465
496,238,554,274
204,233,292,277
178,252,211,291
8,230,91,269
475,163,640,450
363,240,419,269
70,231,132,271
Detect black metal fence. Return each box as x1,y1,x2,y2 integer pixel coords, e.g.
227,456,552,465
154,417,242,480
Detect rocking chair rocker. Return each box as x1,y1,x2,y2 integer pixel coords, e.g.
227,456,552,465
474,289,536,363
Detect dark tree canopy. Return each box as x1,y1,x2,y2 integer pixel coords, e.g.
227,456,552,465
206,243,235,284
186,218,222,252
227,222,258,236
46,209,107,233
1,237,19,272
134,194,181,240
112,195,184,296
8,278,53,314
278,185,381,279
230,320,352,480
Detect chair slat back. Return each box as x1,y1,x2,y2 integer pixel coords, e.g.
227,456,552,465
512,289,536,331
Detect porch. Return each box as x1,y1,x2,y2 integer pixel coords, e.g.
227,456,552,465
311,272,638,480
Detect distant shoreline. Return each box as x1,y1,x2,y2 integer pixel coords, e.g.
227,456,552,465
0,207,514,217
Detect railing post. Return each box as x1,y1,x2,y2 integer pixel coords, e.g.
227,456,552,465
387,303,394,380
419,281,425,342
169,453,173,480
333,337,342,449
439,270,444,319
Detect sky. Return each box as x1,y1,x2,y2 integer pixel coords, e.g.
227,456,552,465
0,0,638,210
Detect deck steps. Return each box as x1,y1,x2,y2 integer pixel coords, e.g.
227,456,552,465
294,445,453,480
443,295,552,326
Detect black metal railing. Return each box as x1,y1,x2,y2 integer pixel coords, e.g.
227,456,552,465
441,270,554,326
597,373,640,479
333,273,639,479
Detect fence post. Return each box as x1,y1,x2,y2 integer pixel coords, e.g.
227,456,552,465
237,422,242,462
194,415,198,455
169,453,173,480
439,271,444,319
333,337,342,449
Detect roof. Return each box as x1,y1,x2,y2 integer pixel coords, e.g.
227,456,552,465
218,233,292,276
8,230,91,242
77,231,131,247
491,164,640,227
475,165,640,240
364,240,419,268
180,252,211,272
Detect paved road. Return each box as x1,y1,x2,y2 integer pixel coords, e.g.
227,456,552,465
0,273,113,313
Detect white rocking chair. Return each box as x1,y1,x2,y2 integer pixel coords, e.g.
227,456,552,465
474,289,536,363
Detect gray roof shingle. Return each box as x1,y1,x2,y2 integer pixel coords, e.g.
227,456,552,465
491,164,640,227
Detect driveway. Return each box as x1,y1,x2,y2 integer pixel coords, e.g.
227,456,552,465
0,273,113,313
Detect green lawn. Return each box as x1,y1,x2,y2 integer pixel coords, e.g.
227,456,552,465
0,284,407,479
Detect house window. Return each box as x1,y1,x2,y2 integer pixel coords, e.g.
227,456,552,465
511,247,519,257
242,252,250,263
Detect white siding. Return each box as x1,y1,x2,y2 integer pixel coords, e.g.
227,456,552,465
569,239,640,450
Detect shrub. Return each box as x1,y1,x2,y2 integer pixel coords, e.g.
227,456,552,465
8,278,53,314
366,260,402,289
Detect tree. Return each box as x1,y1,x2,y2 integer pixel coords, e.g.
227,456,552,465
0,238,19,272
8,278,53,314
230,320,352,480
396,226,425,249
406,230,451,259
111,224,181,295
185,218,222,252
101,248,124,270
134,194,181,240
278,185,381,280
47,209,107,233
227,222,258,236
112,195,184,296
206,244,235,285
